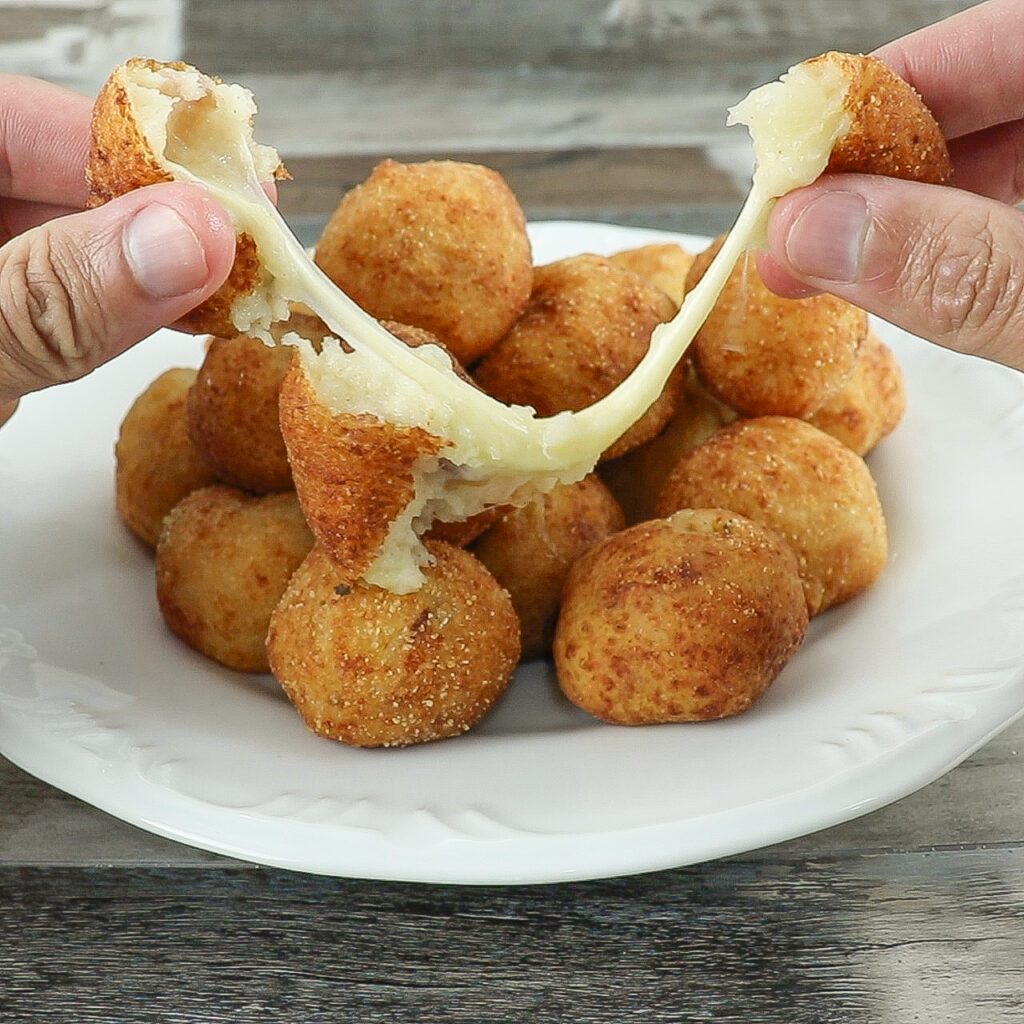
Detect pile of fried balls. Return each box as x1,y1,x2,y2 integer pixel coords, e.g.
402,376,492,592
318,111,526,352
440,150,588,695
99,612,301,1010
115,156,905,748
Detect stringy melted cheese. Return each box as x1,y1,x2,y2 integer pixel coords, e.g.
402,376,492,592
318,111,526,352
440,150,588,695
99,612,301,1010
122,59,851,591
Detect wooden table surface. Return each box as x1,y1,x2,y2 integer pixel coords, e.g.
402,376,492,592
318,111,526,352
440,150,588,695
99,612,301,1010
4,2,1022,1021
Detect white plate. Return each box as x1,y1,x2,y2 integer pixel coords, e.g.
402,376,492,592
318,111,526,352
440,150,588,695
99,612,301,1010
3,221,1024,885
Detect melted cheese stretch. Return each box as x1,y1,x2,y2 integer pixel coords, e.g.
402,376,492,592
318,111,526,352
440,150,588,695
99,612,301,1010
123,59,850,590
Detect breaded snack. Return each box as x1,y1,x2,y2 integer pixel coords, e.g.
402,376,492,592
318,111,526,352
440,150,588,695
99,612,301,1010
473,254,680,460
314,159,533,366
95,53,940,600
599,371,737,523
156,486,314,673
471,474,625,660
687,241,867,418
267,542,520,747
554,509,808,724
655,416,888,616
277,321,479,591
115,367,217,548
808,329,906,455
608,242,694,307
87,58,290,338
816,52,951,183
278,357,445,590
729,51,951,191
186,332,294,493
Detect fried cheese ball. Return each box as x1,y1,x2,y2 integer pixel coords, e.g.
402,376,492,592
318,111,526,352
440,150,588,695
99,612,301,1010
599,372,737,524
87,58,291,339
554,509,808,724
156,486,315,673
813,51,951,184
314,159,532,366
267,542,521,747
115,367,218,548
808,330,906,456
471,474,625,660
608,242,694,307
655,416,887,616
186,332,294,493
687,242,867,419
473,254,680,460
278,321,479,587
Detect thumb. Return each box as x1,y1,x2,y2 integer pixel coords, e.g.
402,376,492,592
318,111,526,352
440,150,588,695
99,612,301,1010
0,181,236,402
761,174,1024,370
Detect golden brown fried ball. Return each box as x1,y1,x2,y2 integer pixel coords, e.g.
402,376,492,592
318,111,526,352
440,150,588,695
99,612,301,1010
87,58,290,338
156,485,314,673
554,509,808,724
277,322,474,586
815,52,952,184
655,416,887,616
186,332,294,493
267,541,520,747
115,368,218,548
608,242,694,307
473,254,680,460
471,474,625,660
687,241,867,419
599,371,737,524
807,330,906,455
314,159,532,366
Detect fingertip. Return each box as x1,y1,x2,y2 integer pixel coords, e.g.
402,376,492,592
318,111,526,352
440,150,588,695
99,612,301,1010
758,188,828,298
157,183,237,290
755,250,823,300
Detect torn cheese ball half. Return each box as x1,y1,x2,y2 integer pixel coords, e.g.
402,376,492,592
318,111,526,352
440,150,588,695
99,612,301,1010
88,53,948,592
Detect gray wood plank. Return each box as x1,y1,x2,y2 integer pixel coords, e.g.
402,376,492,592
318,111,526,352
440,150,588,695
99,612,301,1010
182,0,976,73
1,851,1022,1023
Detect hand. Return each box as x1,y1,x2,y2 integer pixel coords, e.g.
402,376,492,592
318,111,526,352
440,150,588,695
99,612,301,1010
759,0,1024,370
0,73,236,414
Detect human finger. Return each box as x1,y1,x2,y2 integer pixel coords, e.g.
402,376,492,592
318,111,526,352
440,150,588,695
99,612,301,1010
873,0,1024,141
0,74,92,207
762,173,1024,368
0,198,81,242
945,120,1024,204
0,181,235,403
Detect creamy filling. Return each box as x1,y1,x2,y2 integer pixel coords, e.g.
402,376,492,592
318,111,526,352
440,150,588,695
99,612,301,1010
123,59,850,590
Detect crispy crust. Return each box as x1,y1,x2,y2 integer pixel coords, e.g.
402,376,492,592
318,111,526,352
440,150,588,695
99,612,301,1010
473,254,681,461
820,52,952,184
115,366,217,548
155,486,314,673
314,159,533,366
267,542,521,747
808,330,906,455
185,332,294,493
655,416,888,616
471,474,625,659
278,358,447,584
687,241,868,418
86,58,288,337
554,510,808,724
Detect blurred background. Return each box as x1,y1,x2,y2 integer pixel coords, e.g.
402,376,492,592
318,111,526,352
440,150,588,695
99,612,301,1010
1,0,977,237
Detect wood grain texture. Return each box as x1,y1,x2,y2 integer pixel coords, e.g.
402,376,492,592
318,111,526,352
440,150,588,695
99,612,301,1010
1,5,1019,1015
0,852,1022,1023
275,147,744,223
182,0,975,72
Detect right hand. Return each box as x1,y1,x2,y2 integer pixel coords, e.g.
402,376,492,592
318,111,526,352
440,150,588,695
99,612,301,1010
759,0,1024,371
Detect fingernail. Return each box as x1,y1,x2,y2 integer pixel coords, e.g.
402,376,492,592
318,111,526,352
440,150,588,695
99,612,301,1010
784,191,870,283
123,203,209,298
